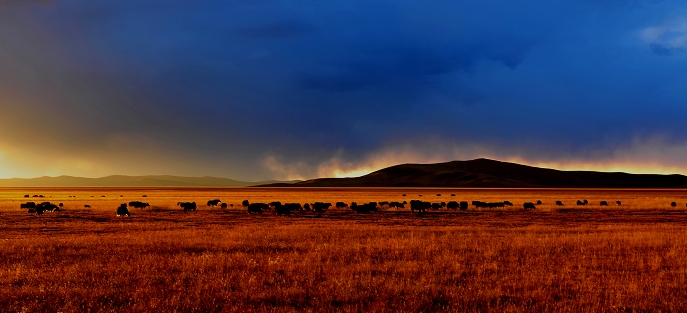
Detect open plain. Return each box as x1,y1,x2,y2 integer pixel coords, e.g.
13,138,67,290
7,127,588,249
2,187,687,312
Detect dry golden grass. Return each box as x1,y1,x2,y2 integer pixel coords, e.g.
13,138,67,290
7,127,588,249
1,188,687,312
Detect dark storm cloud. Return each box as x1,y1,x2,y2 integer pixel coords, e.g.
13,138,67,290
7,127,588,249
2,0,687,179
233,20,317,38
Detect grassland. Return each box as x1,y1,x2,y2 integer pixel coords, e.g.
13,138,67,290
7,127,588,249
1,188,687,312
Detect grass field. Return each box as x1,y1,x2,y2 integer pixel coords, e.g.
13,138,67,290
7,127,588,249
1,188,687,312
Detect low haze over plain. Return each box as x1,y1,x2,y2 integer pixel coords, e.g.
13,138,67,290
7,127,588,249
1,0,687,180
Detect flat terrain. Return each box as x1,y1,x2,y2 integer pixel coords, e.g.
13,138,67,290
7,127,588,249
1,188,687,312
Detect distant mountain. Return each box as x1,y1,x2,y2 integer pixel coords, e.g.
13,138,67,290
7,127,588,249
0,175,299,187
259,158,687,188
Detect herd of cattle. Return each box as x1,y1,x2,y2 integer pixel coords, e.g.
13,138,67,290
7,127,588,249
17,195,687,217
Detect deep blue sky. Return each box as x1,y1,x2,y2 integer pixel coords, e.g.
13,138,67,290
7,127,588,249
1,0,687,180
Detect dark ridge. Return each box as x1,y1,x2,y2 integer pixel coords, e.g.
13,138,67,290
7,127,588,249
257,158,687,188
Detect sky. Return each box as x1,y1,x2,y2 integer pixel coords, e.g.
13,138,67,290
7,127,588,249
1,0,687,180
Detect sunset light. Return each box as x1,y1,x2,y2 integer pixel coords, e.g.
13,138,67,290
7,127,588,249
3,1,687,311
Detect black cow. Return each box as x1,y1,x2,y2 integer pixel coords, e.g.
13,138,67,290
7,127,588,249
20,202,36,210
336,202,348,209
129,201,150,209
459,201,469,211
84,204,91,208
273,203,292,216
312,202,331,212
504,201,513,206
303,203,311,211
536,200,542,205
447,201,459,210
556,201,564,206
389,201,405,209
378,201,389,208
142,195,147,197
24,195,29,198
524,202,536,210
58,203,64,207
178,202,197,212
283,203,303,212
671,202,677,207
402,194,407,196
616,201,622,205
583,199,589,205
116,204,130,217
37,202,59,213
248,203,268,214
576,200,585,206
600,201,608,206
410,200,431,213
242,200,250,207
451,194,456,197
437,194,441,196
351,202,376,214
221,203,228,209
431,203,443,210
207,199,222,207
269,202,282,210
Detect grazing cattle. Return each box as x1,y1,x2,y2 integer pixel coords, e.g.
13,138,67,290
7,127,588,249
403,201,408,205
600,201,608,206
312,202,331,212
447,201,459,210
576,200,585,206
248,203,268,214
556,201,564,206
523,202,536,210
129,201,150,209
84,204,91,208
221,203,228,209
37,202,59,213
389,201,405,209
419,194,422,197
274,203,292,216
39,195,44,198
207,199,222,207
437,194,441,196
303,203,311,211
431,203,443,210
459,201,469,211
583,199,589,205
20,202,37,210
116,204,130,217
671,202,677,207
58,203,63,207
451,194,456,197
178,202,197,212
336,202,348,209
536,200,542,205
616,201,622,205
504,201,513,206
283,203,303,212
142,195,147,197
410,200,431,213
24,195,29,198
351,202,377,214
120,195,124,197
242,200,250,207
268,202,282,210
402,194,407,196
